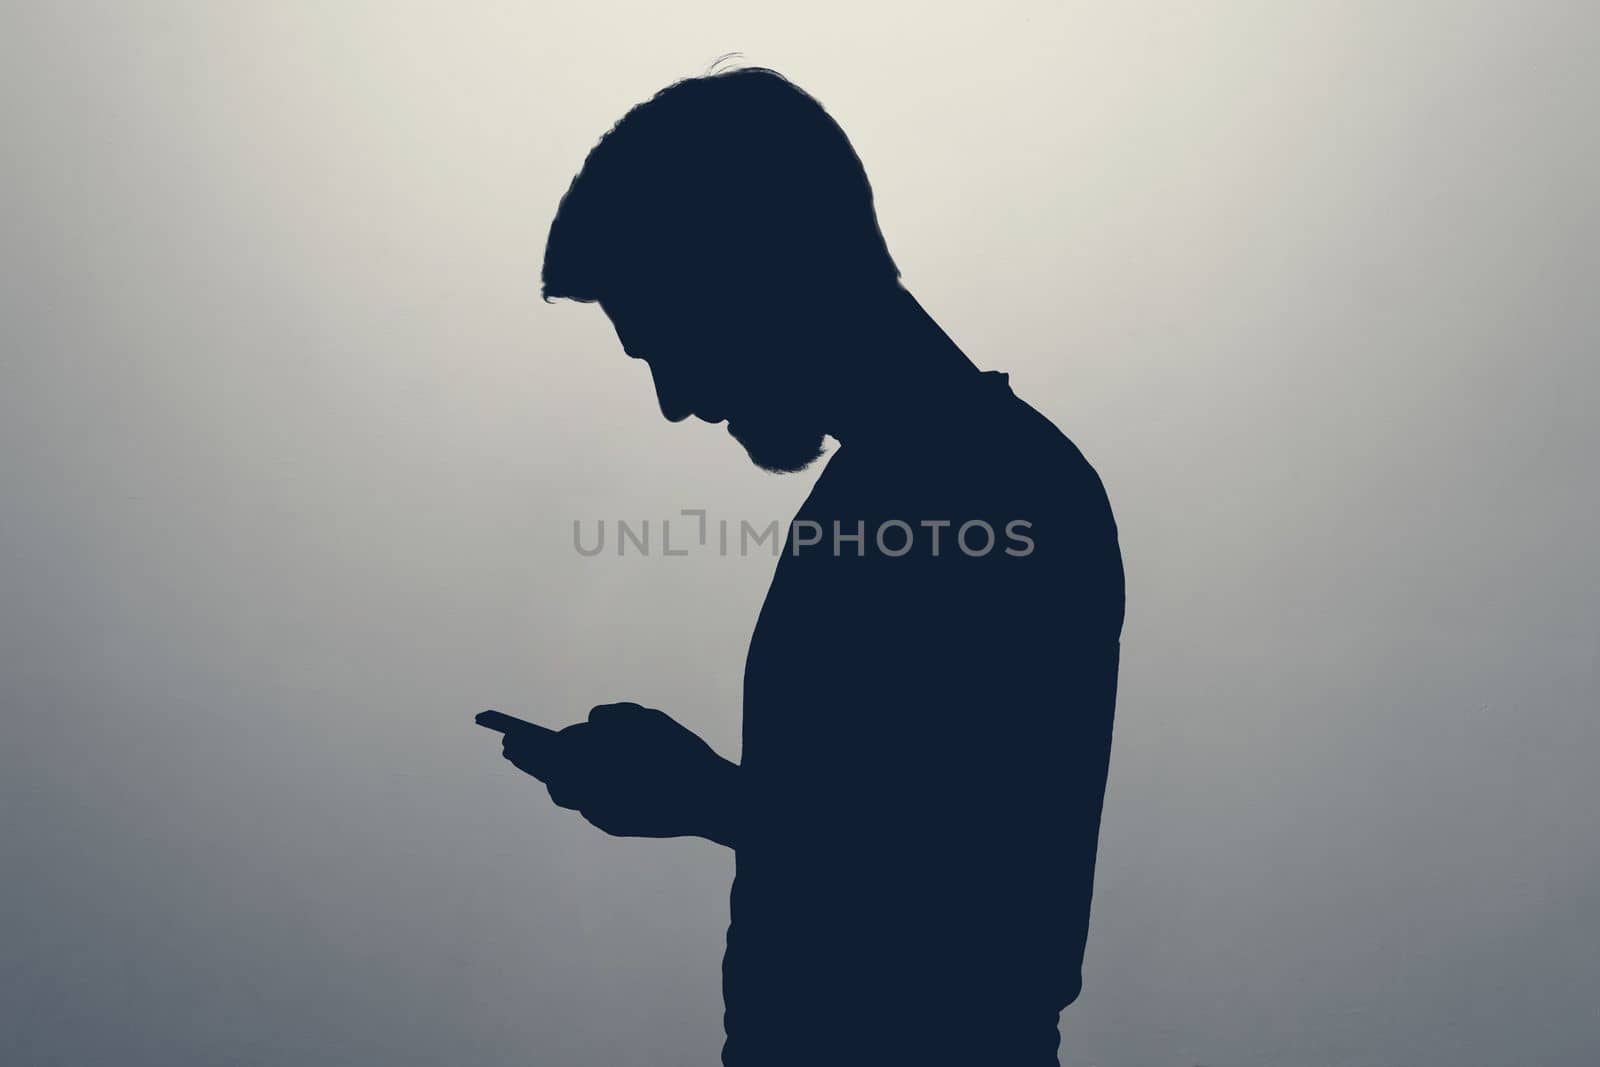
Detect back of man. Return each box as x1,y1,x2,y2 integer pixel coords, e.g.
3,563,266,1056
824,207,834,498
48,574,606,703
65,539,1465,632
725,370,1124,1065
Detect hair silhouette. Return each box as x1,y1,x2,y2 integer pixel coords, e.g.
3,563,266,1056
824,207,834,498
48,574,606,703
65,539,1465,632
481,65,1124,1066
542,67,898,304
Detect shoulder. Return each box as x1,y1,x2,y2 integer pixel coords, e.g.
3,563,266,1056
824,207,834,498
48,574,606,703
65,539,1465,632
961,381,1125,638
960,379,1117,540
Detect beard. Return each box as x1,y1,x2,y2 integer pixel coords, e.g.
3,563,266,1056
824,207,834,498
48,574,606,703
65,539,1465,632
728,415,827,474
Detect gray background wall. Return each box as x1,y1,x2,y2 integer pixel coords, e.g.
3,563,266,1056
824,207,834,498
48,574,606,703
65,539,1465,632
2,3,1596,1065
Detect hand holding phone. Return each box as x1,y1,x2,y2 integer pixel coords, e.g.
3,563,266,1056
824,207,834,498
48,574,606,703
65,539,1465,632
475,709,560,781
473,702,736,844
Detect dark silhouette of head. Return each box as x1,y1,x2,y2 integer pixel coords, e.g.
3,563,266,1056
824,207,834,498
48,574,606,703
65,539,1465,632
541,68,901,472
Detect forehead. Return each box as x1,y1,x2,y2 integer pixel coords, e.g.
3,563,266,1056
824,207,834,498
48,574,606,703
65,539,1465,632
599,291,706,336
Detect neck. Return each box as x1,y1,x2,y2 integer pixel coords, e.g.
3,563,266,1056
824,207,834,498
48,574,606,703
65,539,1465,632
820,287,982,448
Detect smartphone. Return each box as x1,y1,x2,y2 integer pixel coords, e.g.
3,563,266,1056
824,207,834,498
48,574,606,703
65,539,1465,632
476,710,560,781
475,710,557,739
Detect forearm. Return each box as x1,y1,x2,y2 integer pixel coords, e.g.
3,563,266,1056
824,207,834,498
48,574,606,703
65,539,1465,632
688,754,743,849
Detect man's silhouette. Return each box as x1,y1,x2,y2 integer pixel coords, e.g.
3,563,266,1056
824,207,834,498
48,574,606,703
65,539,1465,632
478,68,1124,1066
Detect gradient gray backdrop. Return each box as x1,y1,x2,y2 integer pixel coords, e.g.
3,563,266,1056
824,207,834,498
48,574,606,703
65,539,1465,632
3,3,1596,1065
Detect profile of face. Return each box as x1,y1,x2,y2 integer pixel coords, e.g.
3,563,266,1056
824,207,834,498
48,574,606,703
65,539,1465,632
599,294,827,474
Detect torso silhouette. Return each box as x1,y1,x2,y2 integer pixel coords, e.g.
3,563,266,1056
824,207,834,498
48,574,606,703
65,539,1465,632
724,370,1124,1066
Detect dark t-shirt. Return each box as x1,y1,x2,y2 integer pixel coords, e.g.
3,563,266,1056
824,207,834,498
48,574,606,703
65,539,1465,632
723,371,1125,1066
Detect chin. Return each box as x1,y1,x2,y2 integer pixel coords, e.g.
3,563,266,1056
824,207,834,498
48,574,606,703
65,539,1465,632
728,421,826,474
